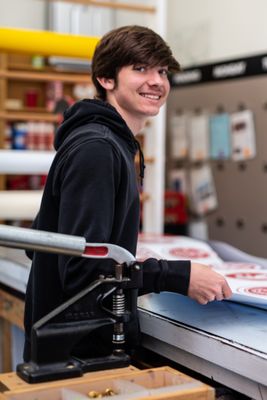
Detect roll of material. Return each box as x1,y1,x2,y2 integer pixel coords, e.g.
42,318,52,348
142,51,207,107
0,224,86,257
0,191,42,219
0,28,99,59
0,150,54,174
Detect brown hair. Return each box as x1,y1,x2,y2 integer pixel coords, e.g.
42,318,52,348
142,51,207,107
92,25,180,100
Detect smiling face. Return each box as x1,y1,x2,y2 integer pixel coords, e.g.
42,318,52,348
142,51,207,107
97,64,170,134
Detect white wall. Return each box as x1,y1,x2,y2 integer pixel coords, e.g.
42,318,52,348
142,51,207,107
0,0,155,32
167,0,267,66
0,0,46,29
2,0,267,66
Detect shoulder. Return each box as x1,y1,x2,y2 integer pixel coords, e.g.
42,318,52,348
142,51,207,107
67,123,121,151
65,135,122,174
53,123,124,179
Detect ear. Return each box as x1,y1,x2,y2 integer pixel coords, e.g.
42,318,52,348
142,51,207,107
96,77,115,91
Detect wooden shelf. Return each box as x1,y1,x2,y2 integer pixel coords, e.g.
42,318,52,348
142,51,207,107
0,111,60,123
8,63,62,72
5,106,51,113
47,0,156,13
0,69,91,84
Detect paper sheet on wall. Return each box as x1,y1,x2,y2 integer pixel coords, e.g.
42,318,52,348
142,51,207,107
189,164,217,215
168,169,187,194
137,233,267,310
169,113,188,159
231,109,256,161
188,114,209,161
209,113,231,159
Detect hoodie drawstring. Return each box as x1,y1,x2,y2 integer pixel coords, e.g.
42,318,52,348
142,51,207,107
134,139,146,186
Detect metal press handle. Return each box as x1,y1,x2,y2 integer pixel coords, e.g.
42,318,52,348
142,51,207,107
84,243,135,264
0,224,135,264
0,224,85,256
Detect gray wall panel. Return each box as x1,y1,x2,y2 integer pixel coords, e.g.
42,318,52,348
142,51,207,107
167,76,267,257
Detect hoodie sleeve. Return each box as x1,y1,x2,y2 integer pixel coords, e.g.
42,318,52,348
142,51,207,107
56,139,121,296
54,137,191,298
140,258,191,296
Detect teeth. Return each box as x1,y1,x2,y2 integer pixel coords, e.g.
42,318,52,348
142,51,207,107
140,94,160,100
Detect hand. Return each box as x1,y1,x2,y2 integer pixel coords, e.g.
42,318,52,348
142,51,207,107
188,263,232,305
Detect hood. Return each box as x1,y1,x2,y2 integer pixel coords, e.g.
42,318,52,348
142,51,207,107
55,99,135,151
54,99,145,182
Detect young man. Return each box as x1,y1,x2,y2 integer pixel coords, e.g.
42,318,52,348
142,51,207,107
24,25,232,361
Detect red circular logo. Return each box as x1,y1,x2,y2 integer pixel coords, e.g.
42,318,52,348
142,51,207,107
219,262,263,270
237,286,267,296
169,247,210,258
226,272,267,280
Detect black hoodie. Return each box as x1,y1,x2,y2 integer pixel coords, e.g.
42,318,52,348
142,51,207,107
24,99,190,361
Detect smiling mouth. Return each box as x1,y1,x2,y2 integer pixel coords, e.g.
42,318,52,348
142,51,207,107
139,93,161,100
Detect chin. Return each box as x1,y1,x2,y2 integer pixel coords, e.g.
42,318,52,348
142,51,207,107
142,107,161,117
147,109,161,116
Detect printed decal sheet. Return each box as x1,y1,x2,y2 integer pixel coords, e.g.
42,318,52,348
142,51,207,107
137,234,267,310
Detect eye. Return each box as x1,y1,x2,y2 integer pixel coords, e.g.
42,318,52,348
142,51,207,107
159,68,169,76
133,65,146,72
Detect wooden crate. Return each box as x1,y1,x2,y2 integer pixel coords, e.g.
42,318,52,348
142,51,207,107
0,366,214,400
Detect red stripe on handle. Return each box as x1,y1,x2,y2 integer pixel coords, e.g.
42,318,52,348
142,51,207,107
84,246,109,257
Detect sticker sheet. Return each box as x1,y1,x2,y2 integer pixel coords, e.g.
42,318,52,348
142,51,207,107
137,234,267,310
189,164,218,215
231,109,256,161
169,113,188,159
188,114,210,161
209,113,232,159
213,262,267,309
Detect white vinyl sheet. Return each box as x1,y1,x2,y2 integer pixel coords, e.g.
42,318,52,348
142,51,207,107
0,190,42,219
0,150,54,174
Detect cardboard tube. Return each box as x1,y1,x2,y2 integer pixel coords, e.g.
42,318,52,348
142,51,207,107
0,27,99,59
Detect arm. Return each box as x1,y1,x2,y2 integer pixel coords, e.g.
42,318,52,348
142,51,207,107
140,258,191,296
140,258,232,305
57,139,121,296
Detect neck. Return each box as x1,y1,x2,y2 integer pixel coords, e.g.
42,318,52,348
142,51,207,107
119,111,146,135
106,98,146,135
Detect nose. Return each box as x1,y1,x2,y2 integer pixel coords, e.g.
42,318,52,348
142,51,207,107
147,70,164,86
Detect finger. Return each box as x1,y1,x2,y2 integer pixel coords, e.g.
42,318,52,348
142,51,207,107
202,295,216,304
222,281,233,298
208,295,216,303
215,293,224,301
196,297,209,305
